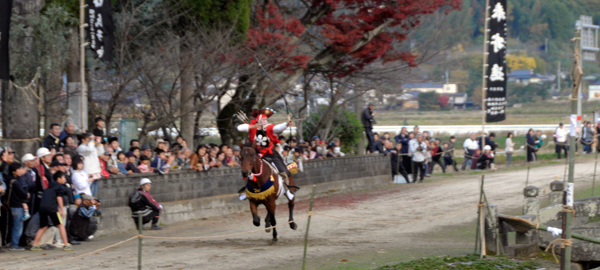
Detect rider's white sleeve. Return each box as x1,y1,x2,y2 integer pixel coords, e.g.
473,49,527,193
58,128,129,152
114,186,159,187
237,124,250,132
272,123,288,134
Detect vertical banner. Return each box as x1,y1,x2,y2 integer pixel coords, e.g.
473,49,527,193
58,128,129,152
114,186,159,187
0,0,13,80
485,0,507,122
85,0,115,61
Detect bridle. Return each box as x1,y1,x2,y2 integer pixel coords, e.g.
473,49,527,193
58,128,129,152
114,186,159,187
245,151,263,182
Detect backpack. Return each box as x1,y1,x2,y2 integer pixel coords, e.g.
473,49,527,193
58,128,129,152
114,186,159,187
129,190,145,212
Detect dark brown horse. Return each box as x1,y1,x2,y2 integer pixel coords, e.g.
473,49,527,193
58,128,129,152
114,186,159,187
240,146,298,241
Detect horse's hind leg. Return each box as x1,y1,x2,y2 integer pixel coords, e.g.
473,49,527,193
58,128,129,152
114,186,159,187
288,200,297,230
265,213,272,233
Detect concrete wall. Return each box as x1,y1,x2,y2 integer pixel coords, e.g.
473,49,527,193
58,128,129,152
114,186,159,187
96,155,391,236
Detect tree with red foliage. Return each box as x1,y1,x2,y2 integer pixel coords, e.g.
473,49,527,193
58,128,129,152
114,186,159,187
217,0,462,143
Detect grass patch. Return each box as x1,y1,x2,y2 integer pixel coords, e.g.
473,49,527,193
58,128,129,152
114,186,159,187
375,254,540,270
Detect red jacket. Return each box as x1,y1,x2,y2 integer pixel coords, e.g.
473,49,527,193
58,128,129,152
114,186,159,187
248,119,280,155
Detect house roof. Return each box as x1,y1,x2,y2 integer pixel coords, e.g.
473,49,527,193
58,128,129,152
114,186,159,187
508,69,534,77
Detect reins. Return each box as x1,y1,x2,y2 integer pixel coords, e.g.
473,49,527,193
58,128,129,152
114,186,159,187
249,159,264,181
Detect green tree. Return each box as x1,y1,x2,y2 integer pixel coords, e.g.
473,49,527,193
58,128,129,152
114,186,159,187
303,108,363,154
418,92,441,111
543,0,572,41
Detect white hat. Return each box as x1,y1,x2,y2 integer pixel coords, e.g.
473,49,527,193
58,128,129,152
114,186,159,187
140,178,152,186
21,153,36,163
541,134,547,139
484,145,492,151
36,147,51,158
156,139,166,144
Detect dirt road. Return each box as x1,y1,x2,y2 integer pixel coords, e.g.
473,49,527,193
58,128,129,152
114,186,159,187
4,159,596,270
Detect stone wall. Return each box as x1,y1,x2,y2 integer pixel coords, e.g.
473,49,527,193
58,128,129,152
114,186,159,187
98,155,390,208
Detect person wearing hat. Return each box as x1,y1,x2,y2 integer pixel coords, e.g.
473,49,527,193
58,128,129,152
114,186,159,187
554,122,568,159
129,178,162,230
141,144,153,162
361,103,376,153
68,194,100,241
77,133,102,196
36,147,53,188
237,108,295,200
477,145,495,170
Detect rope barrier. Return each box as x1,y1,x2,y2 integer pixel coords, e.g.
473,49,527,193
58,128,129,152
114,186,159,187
142,214,311,240
22,236,139,270
0,138,41,142
545,238,573,263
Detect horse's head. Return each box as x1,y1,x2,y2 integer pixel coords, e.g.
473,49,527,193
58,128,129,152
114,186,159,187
240,143,258,179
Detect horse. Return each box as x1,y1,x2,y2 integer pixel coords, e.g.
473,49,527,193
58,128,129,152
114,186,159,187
240,145,298,241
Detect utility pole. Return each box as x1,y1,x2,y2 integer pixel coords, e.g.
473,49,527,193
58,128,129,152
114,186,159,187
558,61,561,93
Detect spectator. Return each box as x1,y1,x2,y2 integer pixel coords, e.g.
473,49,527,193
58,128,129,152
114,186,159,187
156,139,168,152
505,132,516,166
224,147,237,167
77,133,101,196
99,151,117,177
93,117,104,138
374,133,385,153
68,194,99,241
137,156,153,173
171,136,184,150
429,141,445,174
151,149,169,173
533,130,545,159
444,136,458,172
477,145,495,170
461,133,479,171
409,133,428,183
361,103,376,153
116,152,132,175
413,125,420,135
325,145,335,158
126,152,141,173
62,136,77,157
36,148,53,187
21,154,39,214
59,121,77,141
422,131,431,142
129,146,141,162
72,158,93,196
43,123,62,152
7,163,29,250
583,121,594,154
211,151,226,167
129,178,162,230
0,147,15,177
231,145,241,164
526,129,536,162
596,121,600,152
470,149,482,170
555,123,568,159
108,137,122,163
30,171,72,251
388,141,408,183
141,144,153,161
190,145,209,171
130,139,140,149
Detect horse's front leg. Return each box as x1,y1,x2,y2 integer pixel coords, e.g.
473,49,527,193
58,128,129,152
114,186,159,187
288,199,297,230
250,201,260,227
265,200,277,241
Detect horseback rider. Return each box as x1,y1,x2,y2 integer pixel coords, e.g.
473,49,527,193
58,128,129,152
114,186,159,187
237,108,294,200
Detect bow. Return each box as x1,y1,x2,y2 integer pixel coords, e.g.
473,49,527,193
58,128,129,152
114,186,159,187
253,55,292,119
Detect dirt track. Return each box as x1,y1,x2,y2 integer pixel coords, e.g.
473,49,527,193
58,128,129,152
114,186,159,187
3,159,597,270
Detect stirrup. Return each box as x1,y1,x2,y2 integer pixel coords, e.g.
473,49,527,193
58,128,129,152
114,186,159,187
287,185,300,190
285,190,295,200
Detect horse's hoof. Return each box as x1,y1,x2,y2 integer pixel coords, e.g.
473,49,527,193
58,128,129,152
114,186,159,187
265,226,272,233
290,222,298,230
272,238,278,242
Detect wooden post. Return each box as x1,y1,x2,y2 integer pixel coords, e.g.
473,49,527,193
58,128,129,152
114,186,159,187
302,185,316,270
79,0,88,131
526,166,530,187
593,151,598,197
480,0,490,148
138,211,143,270
479,176,486,257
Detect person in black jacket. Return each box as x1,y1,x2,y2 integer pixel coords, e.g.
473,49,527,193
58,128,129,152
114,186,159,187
361,104,376,153
129,178,163,230
6,163,29,250
387,141,408,183
69,194,100,241
43,123,62,152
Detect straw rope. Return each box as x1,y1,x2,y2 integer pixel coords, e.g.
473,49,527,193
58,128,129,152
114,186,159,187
22,236,138,270
545,238,573,263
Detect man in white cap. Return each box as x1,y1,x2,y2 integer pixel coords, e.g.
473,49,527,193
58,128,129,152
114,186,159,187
129,178,163,230
21,154,39,215
36,148,53,188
